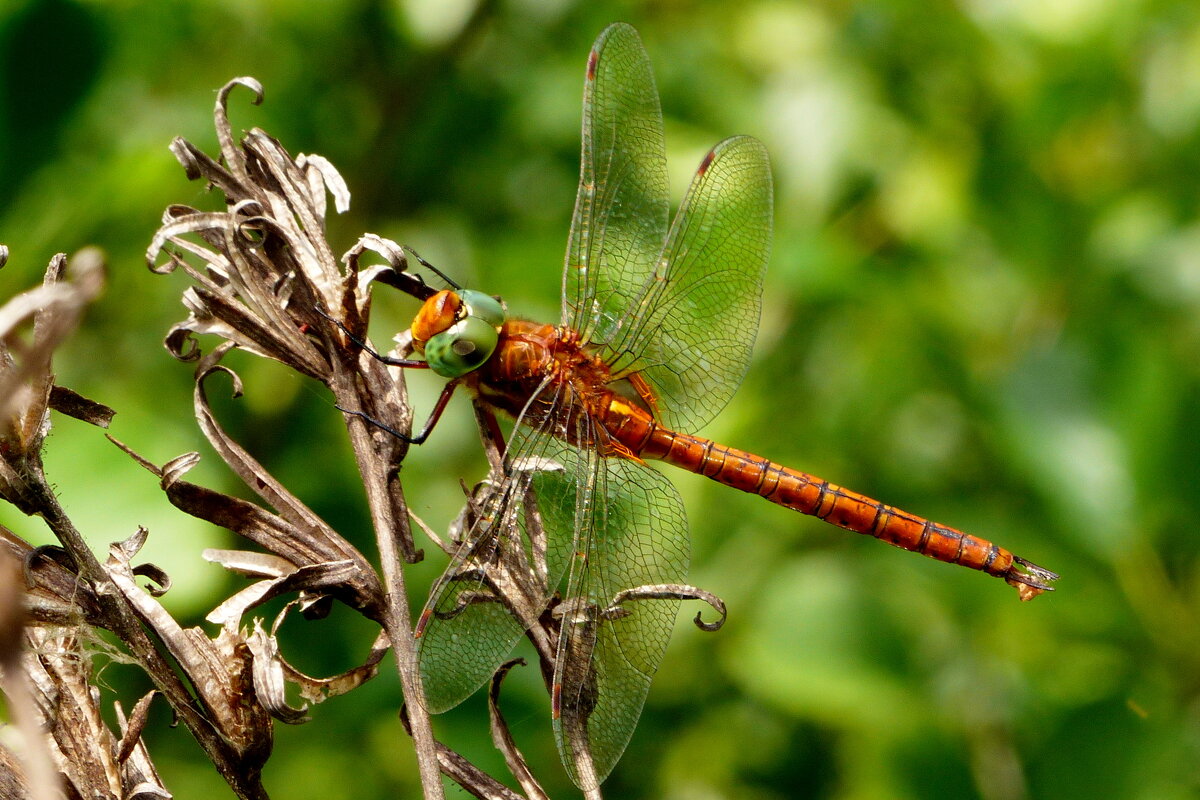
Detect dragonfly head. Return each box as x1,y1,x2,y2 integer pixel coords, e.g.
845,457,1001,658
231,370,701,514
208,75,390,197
411,289,506,378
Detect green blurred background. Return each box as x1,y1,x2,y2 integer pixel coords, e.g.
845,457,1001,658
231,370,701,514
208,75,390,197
2,0,1198,798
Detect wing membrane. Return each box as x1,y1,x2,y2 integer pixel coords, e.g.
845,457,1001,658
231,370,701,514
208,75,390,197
604,135,774,433
552,456,689,790
416,381,587,713
564,22,670,344
565,26,773,431
416,382,691,792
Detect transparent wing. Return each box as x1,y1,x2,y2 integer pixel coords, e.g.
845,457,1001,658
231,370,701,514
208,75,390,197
415,380,590,713
563,22,670,344
602,135,774,433
565,26,773,432
550,455,690,790
419,388,690,785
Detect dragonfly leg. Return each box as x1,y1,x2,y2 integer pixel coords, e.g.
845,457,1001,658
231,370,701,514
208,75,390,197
627,372,662,419
316,306,431,369
338,380,458,445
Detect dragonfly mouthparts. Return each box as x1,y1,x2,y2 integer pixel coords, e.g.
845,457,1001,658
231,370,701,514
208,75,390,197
1004,556,1060,601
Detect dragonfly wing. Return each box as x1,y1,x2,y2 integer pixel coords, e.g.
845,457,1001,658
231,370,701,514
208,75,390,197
550,455,690,790
605,135,774,433
415,384,587,713
416,544,530,714
564,22,670,344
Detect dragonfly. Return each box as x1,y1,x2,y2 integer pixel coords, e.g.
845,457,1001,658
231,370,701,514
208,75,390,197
352,22,1058,791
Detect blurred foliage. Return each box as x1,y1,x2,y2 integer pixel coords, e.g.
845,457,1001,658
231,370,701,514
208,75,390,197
2,0,1200,798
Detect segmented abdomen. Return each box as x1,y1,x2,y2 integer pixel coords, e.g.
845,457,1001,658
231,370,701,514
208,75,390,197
602,399,1055,596
660,432,1011,573
479,340,1056,597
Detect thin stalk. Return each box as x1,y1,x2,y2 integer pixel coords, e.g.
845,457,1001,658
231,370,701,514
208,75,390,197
341,413,445,800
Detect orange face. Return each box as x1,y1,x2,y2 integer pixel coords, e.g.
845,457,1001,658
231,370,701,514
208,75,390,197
411,290,462,347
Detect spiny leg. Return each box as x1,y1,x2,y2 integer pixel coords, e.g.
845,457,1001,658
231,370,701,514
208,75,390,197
339,380,460,445
315,306,431,369
316,306,456,444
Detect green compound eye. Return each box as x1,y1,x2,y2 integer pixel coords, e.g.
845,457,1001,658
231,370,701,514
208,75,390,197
459,290,506,328
424,316,500,378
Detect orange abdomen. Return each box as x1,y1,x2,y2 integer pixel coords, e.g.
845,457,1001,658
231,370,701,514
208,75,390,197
601,395,1056,598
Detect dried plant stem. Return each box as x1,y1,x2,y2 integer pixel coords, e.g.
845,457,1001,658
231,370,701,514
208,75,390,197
133,72,564,796
33,484,269,800
341,413,445,799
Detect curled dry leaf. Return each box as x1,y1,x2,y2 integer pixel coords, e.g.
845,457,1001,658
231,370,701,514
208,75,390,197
113,695,172,798
191,366,367,569
0,248,105,514
298,153,351,216
274,628,390,706
108,434,383,619
0,526,100,627
241,613,388,723
202,548,296,579
132,562,173,598
245,620,310,724
104,529,273,770
488,659,550,800
607,583,728,632
205,560,360,630
342,235,438,307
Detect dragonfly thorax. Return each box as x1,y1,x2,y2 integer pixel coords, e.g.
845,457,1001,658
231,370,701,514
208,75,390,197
411,288,507,378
